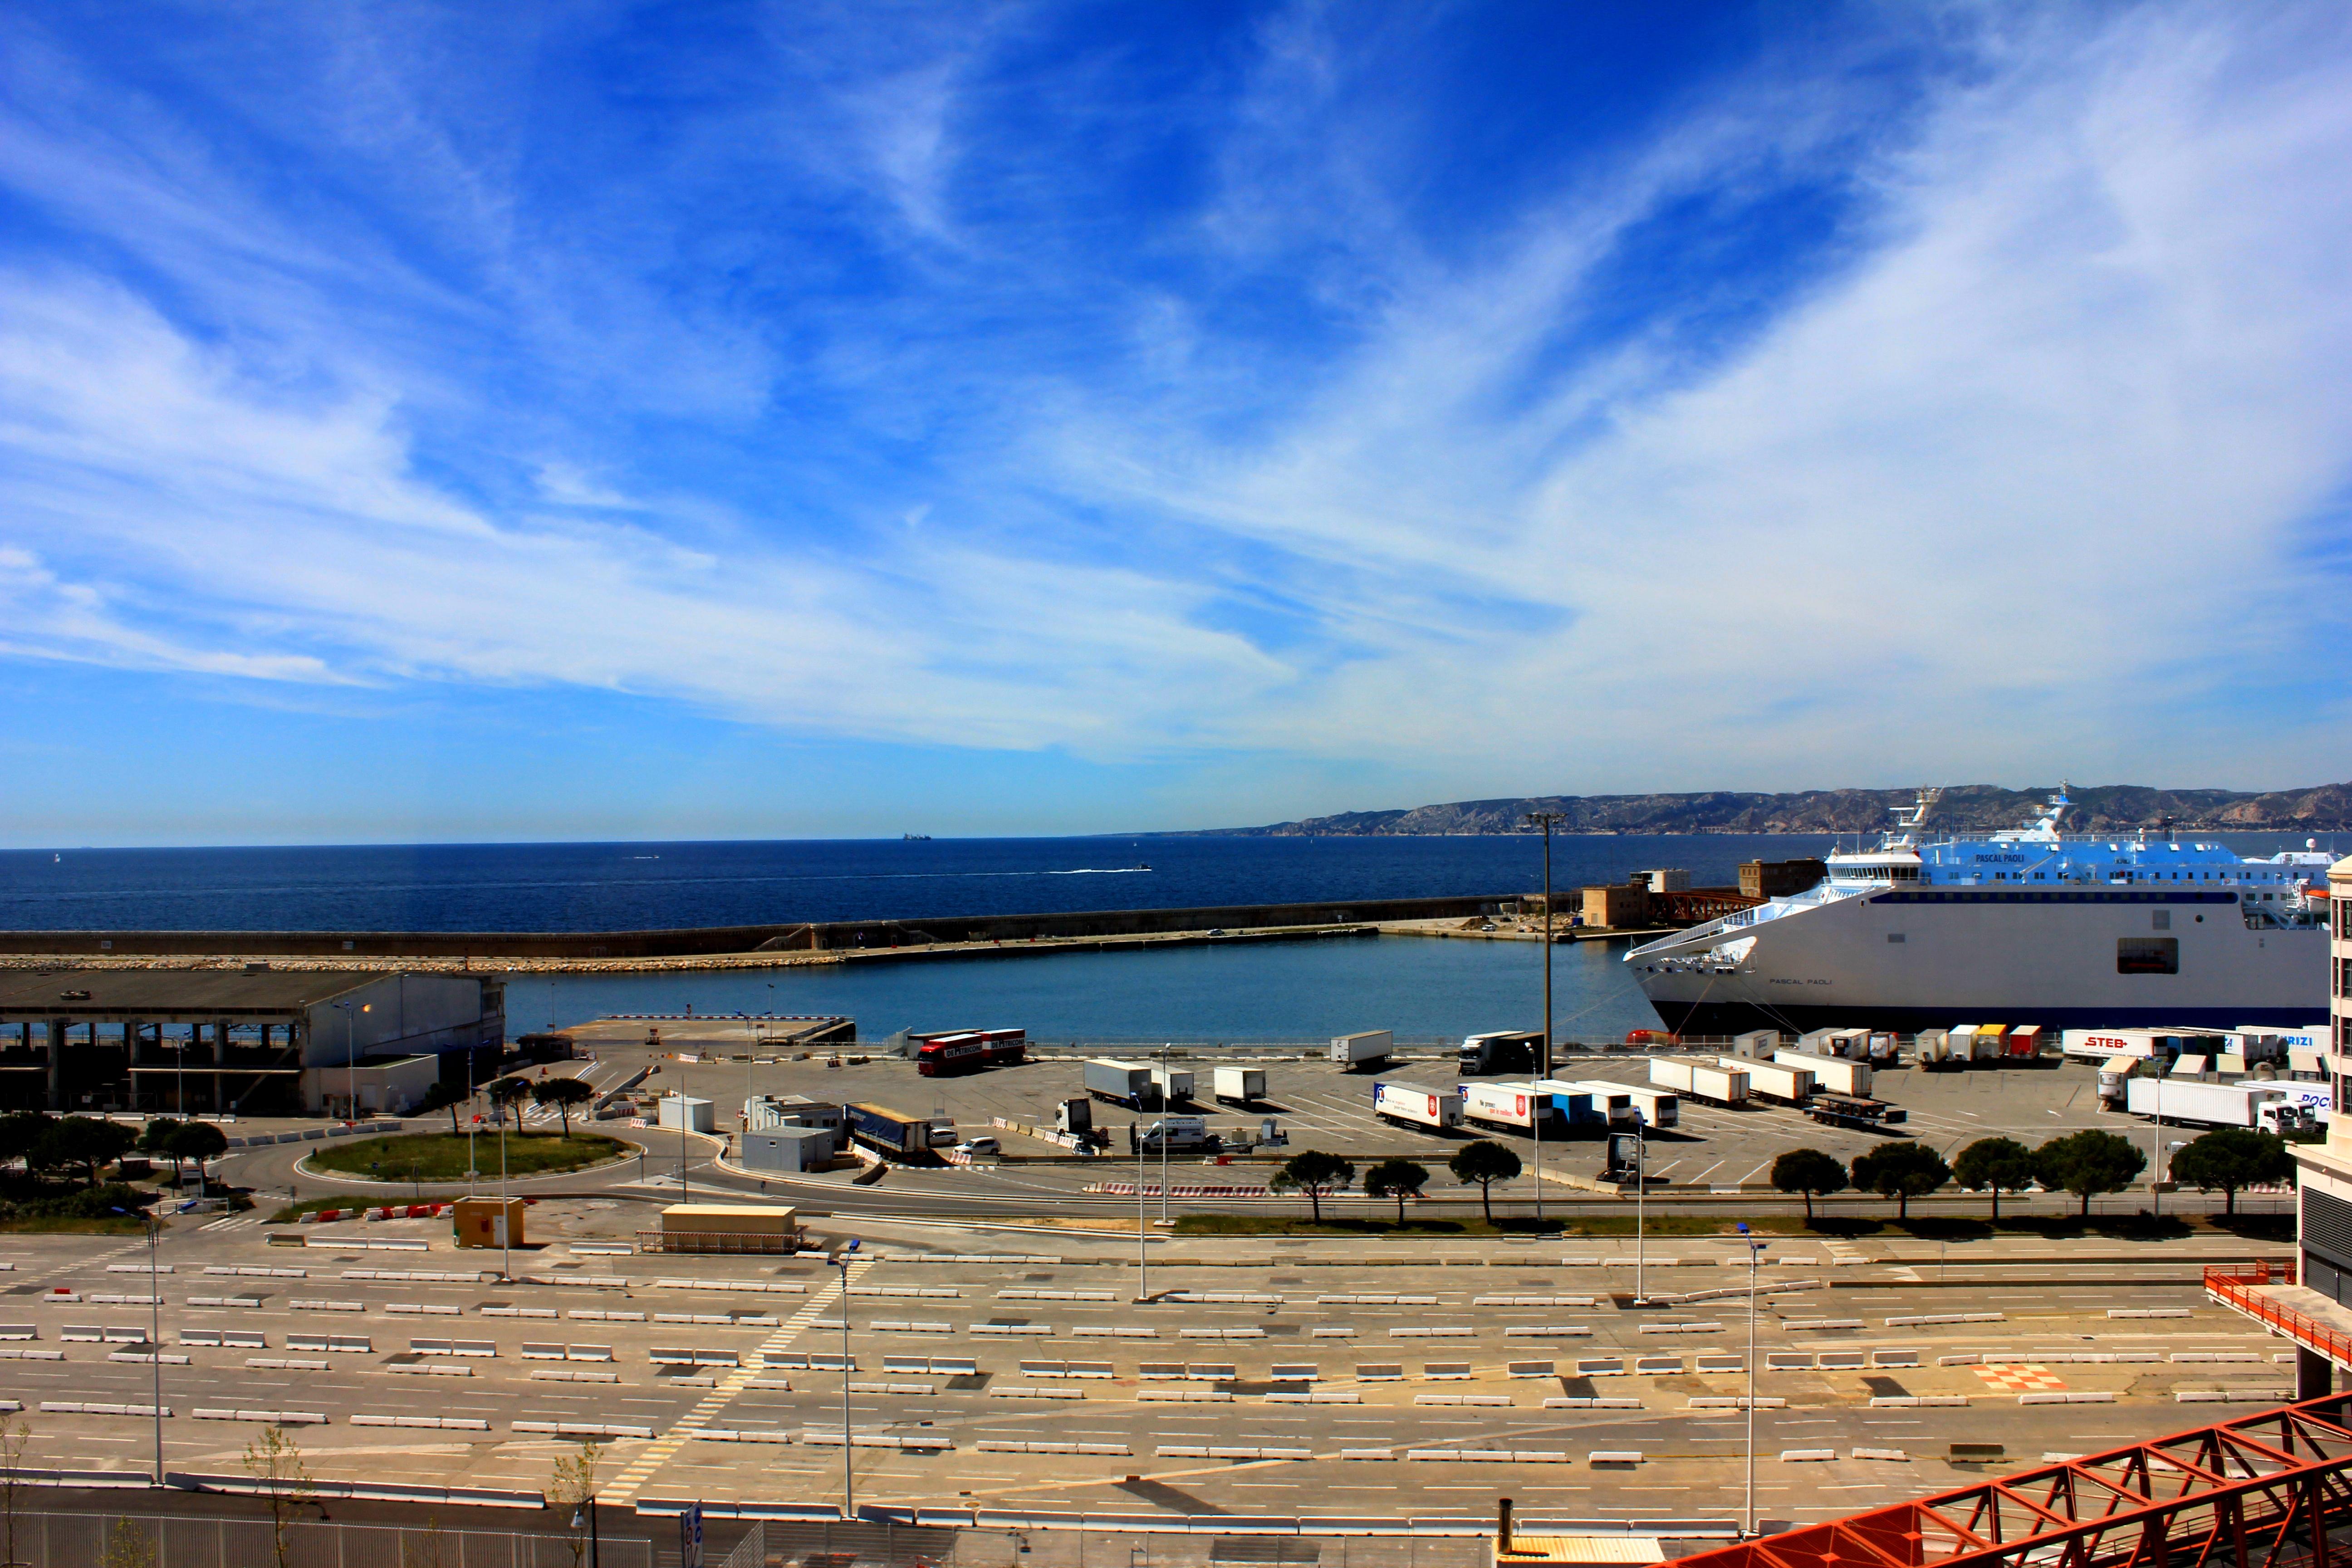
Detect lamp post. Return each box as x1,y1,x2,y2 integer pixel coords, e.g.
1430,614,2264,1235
573,1492,602,1568
1737,1223,1768,1538
1135,1119,1150,1300
835,1238,860,1515
1157,1044,1172,1229
1524,811,1566,1228
113,1207,164,1483
1633,1114,1648,1304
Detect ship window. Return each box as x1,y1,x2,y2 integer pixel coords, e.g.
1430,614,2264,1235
2119,937,2179,975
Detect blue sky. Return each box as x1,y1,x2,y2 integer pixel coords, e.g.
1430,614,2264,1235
3,1,2351,845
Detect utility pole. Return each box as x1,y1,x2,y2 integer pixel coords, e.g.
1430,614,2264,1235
1738,1223,1767,1538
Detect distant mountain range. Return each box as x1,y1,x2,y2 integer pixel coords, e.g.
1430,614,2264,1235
1181,782,2352,837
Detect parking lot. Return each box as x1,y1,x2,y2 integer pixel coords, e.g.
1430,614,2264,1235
592,1025,2155,1196
0,1208,2299,1531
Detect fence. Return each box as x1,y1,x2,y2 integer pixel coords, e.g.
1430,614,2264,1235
1,1509,652,1568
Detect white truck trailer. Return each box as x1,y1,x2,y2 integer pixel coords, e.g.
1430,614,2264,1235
1608,1084,1680,1129
1650,1057,1748,1106
1329,1031,1393,1072
1461,1081,1556,1133
1212,1066,1266,1105
1149,1065,1195,1104
2123,1075,2309,1132
1544,1079,1634,1129
1779,1050,1871,1098
1734,1057,1815,1105
1372,1080,1465,1132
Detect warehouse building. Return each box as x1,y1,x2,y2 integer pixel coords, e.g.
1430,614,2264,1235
0,969,503,1116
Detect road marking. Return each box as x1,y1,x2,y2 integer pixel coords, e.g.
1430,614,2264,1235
602,1254,872,1505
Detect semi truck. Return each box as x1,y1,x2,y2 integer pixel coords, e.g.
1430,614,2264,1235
2124,1076,2315,1132
1149,1065,1195,1104
912,1028,1027,1076
1778,1050,1872,1098
1330,1031,1393,1072
1732,1057,1814,1105
1083,1058,1162,1110
847,1102,955,1157
1372,1080,1465,1131
1212,1066,1267,1105
1458,1030,1543,1075
1649,1057,1748,1106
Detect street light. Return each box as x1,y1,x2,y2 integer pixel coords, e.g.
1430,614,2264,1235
111,1206,164,1484
835,1238,860,1515
1524,811,1566,1228
1633,1114,1648,1304
1737,1222,1769,1539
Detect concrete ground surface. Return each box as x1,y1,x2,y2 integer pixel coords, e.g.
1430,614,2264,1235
0,1204,2301,1542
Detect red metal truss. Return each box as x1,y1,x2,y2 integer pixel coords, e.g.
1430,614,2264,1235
1657,1395,2352,1568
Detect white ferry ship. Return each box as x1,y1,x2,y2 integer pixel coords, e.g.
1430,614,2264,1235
1626,786,2335,1036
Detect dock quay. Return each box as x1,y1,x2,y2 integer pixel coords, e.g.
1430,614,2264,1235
0,888,1736,976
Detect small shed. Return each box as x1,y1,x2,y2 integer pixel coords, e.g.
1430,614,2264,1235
657,1094,714,1132
740,1126,835,1172
452,1195,525,1250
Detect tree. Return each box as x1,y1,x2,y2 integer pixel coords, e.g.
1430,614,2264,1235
2034,1129,2146,1216
2169,1128,2294,1217
1449,1140,1523,1224
1269,1150,1356,1223
2,1417,29,1568
138,1118,184,1175
167,1122,227,1169
532,1078,598,1138
242,1423,314,1568
1951,1137,2039,1222
1849,1142,1951,1221
486,1077,534,1129
1769,1148,1849,1221
1363,1158,1430,1225
549,1440,602,1568
100,1517,156,1568
33,1117,137,1187
0,1112,51,1171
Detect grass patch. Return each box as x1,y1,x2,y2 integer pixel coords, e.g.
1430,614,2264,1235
0,1214,157,1235
1169,1213,1821,1238
304,1131,627,1183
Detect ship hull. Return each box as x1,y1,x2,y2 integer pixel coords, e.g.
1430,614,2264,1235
1630,887,2326,1036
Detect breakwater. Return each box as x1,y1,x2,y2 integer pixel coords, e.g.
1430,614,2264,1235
0,893,1519,968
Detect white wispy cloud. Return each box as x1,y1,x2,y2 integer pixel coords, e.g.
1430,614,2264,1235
0,0,2347,810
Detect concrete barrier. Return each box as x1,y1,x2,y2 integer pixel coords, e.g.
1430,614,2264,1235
514,1420,655,1439
1070,1326,1158,1338
1501,1325,1592,1338
1475,1295,1598,1307
1414,1394,1510,1407
990,1387,1085,1400
1784,1319,1865,1332
979,1441,1131,1455
287,1299,364,1313
1542,1398,1642,1410
1588,1452,1643,1466
1780,1449,1837,1463
193,1409,327,1425
1421,1362,1473,1381
41,1401,170,1416
387,1362,472,1376
1267,1392,1360,1403
1636,1322,1722,1335
1388,1327,1472,1339
245,1357,328,1371
108,1351,190,1365
352,1415,491,1430
568,1309,649,1322
1137,1389,1232,1402
2020,1392,2117,1405
1886,1313,2003,1327
1871,1350,1920,1368
1405,1448,1565,1463
531,1369,620,1382
1318,1294,1438,1305
1156,1445,1313,1460
1868,1396,1970,1408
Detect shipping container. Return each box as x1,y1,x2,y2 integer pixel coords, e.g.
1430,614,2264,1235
1778,1050,1872,1098
1728,1029,1782,1060
1212,1067,1267,1105
1372,1080,1465,1131
1083,1058,1161,1110
2006,1024,2046,1060
1330,1031,1394,1071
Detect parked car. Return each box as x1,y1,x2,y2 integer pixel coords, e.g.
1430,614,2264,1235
955,1137,1002,1156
